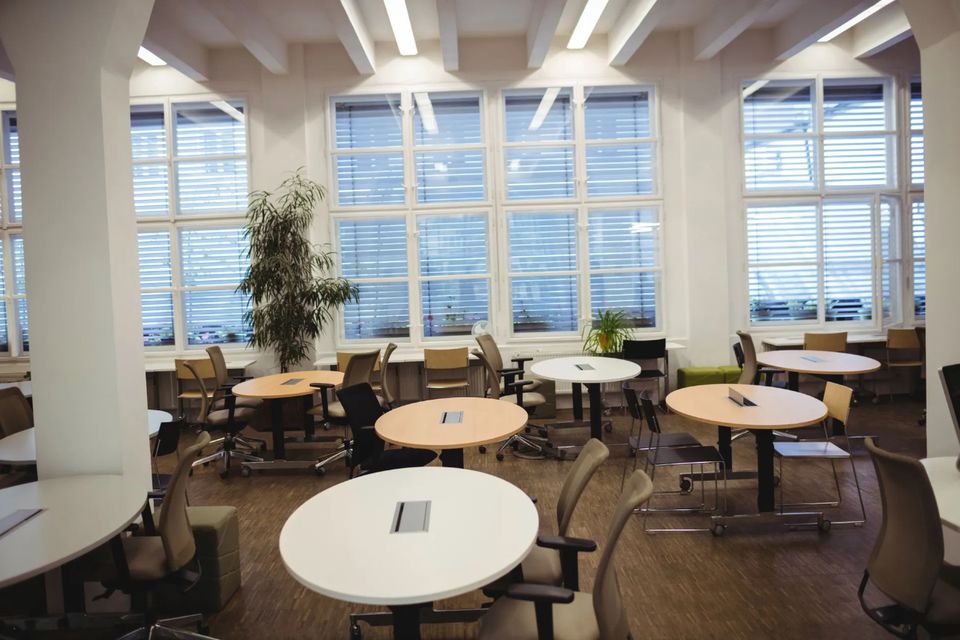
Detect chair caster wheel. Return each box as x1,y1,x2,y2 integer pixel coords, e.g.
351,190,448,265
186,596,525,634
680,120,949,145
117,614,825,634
188,468,194,477
259,443,267,451
711,523,726,537
511,441,519,450
604,423,613,433
218,469,229,479
818,519,832,532
524,426,532,434
679,477,693,493
479,446,487,454
773,476,781,487
202,462,210,467
316,466,326,476
241,467,251,477
496,453,505,461
350,624,362,640
628,448,637,458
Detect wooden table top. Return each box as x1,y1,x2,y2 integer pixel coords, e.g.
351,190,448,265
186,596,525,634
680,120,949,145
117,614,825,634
376,397,528,449
756,350,881,376
233,370,344,400
666,384,827,430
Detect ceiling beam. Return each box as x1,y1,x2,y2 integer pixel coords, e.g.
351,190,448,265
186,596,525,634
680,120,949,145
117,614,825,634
851,1,912,58
608,0,669,66
142,0,209,82
328,0,376,75
200,0,288,74
773,0,874,60
0,40,13,81
526,0,566,69
693,0,778,60
437,0,459,71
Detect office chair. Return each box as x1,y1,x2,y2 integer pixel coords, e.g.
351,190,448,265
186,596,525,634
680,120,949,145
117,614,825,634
804,331,848,352
774,382,866,527
335,383,436,477
477,470,654,640
423,347,470,397
206,346,261,411
150,418,183,501
174,358,217,424
0,386,32,436
622,381,699,462
370,343,398,409
185,361,262,478
730,331,796,442
884,328,923,404
114,432,212,640
621,338,668,408
858,438,960,639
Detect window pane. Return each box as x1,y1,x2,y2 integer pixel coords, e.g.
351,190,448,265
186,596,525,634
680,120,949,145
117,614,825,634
588,208,658,269
2,111,19,164
418,214,487,276
880,198,899,320
5,169,21,222
133,163,170,217
415,150,485,202
744,138,816,191
422,279,489,337
585,143,655,197
179,227,249,287
343,282,410,339
336,153,405,206
414,93,482,146
509,211,576,272
584,87,651,140
823,199,873,322
505,147,574,200
742,80,814,135
0,240,6,351
176,159,249,214
911,133,924,186
823,135,893,188
512,275,578,333
173,100,246,157
130,104,166,160
749,265,818,322
590,272,657,328
138,231,173,288
12,234,26,295
504,89,573,143
142,292,175,347
913,198,926,318
184,289,250,346
337,217,408,279
335,96,403,149
823,81,888,132
910,80,923,130
16,299,28,353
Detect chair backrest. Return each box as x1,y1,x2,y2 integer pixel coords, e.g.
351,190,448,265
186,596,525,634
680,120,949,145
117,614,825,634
336,383,387,469
864,438,943,614
474,350,503,400
622,383,642,421
205,346,229,387
887,327,921,350
803,332,847,352
153,419,183,458
638,391,663,434
340,350,380,388
0,387,33,436
159,431,210,573
622,339,666,361
182,361,215,423
940,364,960,449
337,351,382,374
732,342,745,368
176,358,215,381
822,382,853,426
379,343,398,406
555,438,609,535
424,347,468,371
736,331,759,385
475,333,505,373
593,470,653,640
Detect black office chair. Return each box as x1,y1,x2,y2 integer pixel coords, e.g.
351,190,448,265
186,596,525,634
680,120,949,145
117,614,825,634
150,418,183,503
336,383,437,477
622,339,669,408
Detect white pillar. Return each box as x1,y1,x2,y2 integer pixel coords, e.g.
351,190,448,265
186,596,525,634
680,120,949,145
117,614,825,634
900,0,960,457
0,0,155,483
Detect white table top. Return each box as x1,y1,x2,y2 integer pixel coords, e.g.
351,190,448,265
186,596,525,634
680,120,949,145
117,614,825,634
761,333,889,348
0,475,147,589
756,350,881,376
666,384,828,430
921,456,960,533
531,356,641,385
0,410,172,466
279,467,538,606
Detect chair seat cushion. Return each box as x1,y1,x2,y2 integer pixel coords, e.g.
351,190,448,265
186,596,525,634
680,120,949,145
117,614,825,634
212,397,262,411
500,392,546,409
502,379,542,393
122,536,168,582
207,406,256,427
927,578,960,628
651,445,724,466
636,369,666,379
426,379,470,389
365,448,437,473
178,390,205,400
629,432,700,451
478,590,598,640
887,361,923,368
774,441,850,459
307,401,346,419
521,546,562,585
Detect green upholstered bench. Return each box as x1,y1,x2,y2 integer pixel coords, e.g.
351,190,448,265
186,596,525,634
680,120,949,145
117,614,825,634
677,365,743,388
719,365,742,383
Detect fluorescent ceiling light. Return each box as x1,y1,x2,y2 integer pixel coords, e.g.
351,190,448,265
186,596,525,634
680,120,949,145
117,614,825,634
384,0,418,56
528,88,561,131
413,92,439,134
567,0,610,49
137,46,167,66
818,0,896,42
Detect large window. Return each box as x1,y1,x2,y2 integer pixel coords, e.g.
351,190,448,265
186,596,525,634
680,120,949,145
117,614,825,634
908,78,925,321
0,111,26,354
743,77,901,326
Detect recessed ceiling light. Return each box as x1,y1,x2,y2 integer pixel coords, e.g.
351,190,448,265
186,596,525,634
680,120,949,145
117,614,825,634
567,0,611,49
818,0,896,42
384,0,418,56
137,47,167,66
529,88,561,131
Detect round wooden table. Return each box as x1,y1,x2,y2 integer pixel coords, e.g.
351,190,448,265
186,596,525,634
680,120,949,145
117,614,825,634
233,370,343,473
375,397,529,468
279,467,538,639
666,384,827,512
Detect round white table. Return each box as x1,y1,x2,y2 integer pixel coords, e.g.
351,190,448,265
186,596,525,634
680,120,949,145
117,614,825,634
0,475,147,590
280,467,538,639
531,356,641,441
0,409,172,466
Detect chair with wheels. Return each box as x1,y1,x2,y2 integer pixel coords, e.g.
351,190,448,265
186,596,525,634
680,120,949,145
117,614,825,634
477,469,654,640
206,346,266,453
150,418,183,501
335,383,436,477
0,386,33,437
858,438,960,639
175,359,217,425
370,343,398,409
423,347,470,398
774,382,867,527
730,331,795,443
621,381,699,469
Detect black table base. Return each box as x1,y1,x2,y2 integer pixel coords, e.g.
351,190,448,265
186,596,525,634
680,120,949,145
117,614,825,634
350,603,487,640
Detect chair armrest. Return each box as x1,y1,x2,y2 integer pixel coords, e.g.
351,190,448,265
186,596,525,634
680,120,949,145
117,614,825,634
504,379,536,392
505,582,575,605
536,535,597,553
498,367,525,377
512,357,533,367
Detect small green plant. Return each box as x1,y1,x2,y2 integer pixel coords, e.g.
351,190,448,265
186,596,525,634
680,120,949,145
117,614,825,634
583,309,630,355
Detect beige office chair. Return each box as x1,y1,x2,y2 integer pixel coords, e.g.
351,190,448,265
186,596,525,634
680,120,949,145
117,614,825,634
804,331,848,352
206,346,261,411
370,343,398,408
0,387,32,436
774,382,866,527
175,358,217,422
731,331,796,442
478,470,653,640
858,439,960,639
115,432,211,640
476,349,551,460
423,347,470,397
884,328,923,403
476,333,540,393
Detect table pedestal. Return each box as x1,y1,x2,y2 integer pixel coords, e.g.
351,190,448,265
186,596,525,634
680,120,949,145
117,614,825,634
243,396,334,474
545,382,611,459
350,603,488,640
439,448,464,468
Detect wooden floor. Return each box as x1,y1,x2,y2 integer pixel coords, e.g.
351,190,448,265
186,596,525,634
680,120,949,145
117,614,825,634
170,395,932,639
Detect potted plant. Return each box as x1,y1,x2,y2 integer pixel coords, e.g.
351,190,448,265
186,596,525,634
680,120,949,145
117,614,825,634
238,171,358,373
583,309,630,355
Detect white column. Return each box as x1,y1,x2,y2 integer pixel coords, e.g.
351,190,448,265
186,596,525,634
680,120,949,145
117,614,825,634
0,0,155,483
900,0,960,457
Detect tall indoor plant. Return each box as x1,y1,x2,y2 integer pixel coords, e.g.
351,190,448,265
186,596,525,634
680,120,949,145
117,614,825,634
239,171,357,373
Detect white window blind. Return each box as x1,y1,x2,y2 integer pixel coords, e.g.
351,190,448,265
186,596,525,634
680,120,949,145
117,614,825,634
503,88,575,200
173,101,248,214
879,197,900,322
333,96,405,207
131,104,169,218
2,111,22,223
414,93,485,203
822,80,894,189
912,198,925,319
11,234,27,352
822,199,874,322
0,240,6,352
910,79,924,186
742,80,817,191
337,217,410,340
138,230,175,347
583,87,655,197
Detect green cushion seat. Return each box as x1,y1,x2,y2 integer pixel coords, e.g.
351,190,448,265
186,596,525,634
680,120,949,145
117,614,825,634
677,367,724,388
